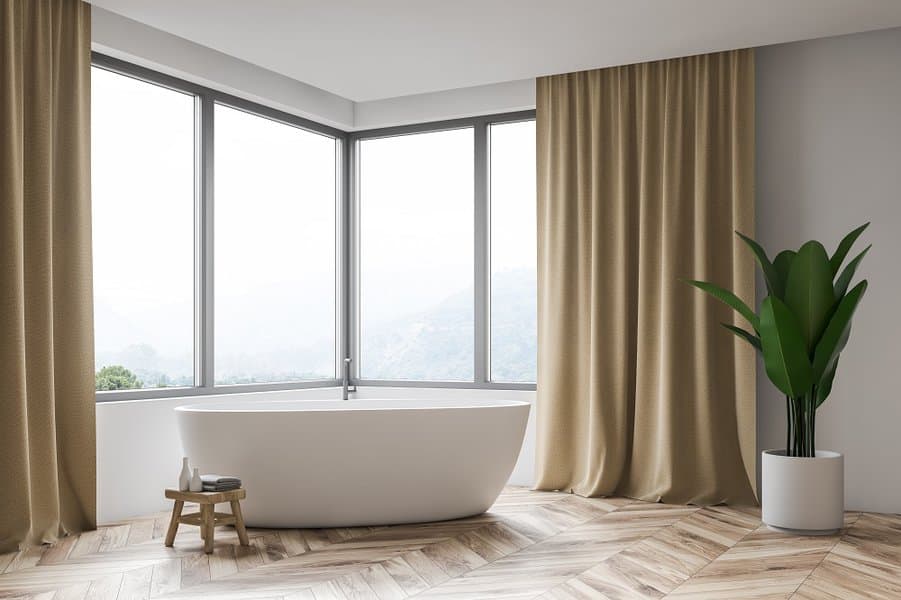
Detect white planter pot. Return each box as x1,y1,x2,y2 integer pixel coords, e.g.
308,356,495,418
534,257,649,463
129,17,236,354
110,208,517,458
761,449,844,535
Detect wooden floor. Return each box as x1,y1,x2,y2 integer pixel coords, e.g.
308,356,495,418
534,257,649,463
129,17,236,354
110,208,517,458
2,487,900,600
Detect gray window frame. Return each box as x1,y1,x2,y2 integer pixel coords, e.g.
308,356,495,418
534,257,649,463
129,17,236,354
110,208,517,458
348,114,536,391
92,53,536,402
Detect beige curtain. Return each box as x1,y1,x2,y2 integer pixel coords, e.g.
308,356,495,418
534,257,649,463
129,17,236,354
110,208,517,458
535,49,757,505
1,0,95,552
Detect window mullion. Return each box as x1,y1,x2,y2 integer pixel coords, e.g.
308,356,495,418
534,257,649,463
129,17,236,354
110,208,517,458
197,95,215,389
339,136,354,383
474,121,490,384
346,137,359,383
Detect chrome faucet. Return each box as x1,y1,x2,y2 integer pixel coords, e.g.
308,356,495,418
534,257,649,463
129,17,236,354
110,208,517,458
342,357,356,400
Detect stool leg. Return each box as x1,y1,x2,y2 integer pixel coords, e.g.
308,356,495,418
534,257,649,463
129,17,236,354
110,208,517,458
230,500,250,546
201,504,214,554
165,500,183,547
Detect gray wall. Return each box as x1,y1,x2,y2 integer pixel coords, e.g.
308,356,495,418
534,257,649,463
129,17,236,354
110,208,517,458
756,27,901,513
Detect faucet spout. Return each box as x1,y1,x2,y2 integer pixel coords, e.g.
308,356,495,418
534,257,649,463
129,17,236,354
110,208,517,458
342,357,356,400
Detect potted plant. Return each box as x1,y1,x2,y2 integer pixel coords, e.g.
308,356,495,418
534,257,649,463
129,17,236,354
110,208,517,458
686,224,870,534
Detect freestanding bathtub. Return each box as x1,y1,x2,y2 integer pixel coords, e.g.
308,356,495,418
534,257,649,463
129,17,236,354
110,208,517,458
176,397,530,528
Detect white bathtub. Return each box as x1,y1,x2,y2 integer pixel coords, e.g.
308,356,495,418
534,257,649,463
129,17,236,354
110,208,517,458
176,397,530,528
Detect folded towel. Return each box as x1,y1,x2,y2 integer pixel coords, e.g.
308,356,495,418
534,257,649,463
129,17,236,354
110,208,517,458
203,482,241,492
200,474,241,485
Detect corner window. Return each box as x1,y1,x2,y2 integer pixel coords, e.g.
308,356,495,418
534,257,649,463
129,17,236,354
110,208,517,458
91,60,341,397
354,118,536,386
92,55,537,399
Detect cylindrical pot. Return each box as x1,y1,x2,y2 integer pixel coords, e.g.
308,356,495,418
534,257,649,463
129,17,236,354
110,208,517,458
761,449,844,535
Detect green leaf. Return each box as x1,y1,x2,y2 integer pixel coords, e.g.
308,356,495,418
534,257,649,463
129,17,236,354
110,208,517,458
784,241,835,353
829,222,869,276
812,280,867,385
721,323,762,352
684,279,760,333
773,250,796,292
816,357,839,408
760,296,813,398
736,231,783,299
833,245,870,299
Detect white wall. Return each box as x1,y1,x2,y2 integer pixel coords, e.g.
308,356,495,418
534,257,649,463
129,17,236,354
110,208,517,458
756,27,901,513
91,6,535,131
91,6,355,130
354,79,535,130
96,388,535,523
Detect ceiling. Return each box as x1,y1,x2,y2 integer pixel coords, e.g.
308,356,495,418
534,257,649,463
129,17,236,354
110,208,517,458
88,0,901,102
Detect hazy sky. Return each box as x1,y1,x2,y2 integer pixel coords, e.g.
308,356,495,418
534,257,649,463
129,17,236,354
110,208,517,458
214,103,337,380
490,120,537,276
92,67,194,366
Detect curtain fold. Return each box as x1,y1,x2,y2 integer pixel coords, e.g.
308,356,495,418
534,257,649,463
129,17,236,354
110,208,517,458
535,49,757,505
1,0,95,552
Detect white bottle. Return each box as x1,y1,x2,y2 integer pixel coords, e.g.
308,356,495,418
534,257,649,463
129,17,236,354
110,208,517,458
178,457,191,491
190,467,203,492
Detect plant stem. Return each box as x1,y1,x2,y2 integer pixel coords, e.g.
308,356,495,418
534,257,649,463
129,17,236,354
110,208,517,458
807,397,812,457
789,394,811,458
811,395,815,456
804,395,810,457
799,398,805,457
785,395,792,457
810,394,817,457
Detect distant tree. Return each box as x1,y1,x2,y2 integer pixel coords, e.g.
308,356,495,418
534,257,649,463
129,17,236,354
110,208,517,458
95,365,143,391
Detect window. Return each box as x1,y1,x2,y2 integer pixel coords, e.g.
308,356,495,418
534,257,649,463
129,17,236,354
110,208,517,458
92,56,342,399
214,104,337,384
92,54,536,399
358,128,474,381
92,66,195,390
489,120,537,383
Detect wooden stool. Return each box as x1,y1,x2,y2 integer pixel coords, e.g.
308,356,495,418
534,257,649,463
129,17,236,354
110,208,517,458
164,488,249,554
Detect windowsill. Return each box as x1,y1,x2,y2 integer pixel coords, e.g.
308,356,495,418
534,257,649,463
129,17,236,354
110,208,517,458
95,380,536,403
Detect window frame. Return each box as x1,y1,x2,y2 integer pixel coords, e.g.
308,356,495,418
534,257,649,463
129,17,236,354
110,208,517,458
211,101,342,386
93,53,346,402
92,53,536,402
348,113,536,391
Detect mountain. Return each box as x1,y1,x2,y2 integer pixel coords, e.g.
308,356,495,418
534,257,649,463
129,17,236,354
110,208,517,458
362,268,536,382
94,269,537,388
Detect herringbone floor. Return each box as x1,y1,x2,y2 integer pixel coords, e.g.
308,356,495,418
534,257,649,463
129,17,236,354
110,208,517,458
2,487,899,599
